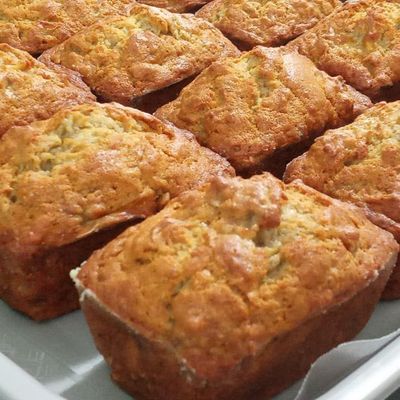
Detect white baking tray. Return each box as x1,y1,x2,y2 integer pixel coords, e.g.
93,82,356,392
0,299,399,400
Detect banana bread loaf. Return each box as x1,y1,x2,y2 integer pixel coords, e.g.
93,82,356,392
287,0,400,99
0,0,137,55
39,4,239,107
196,0,340,49
0,43,94,138
284,101,400,299
155,46,371,175
0,102,233,320
74,173,398,400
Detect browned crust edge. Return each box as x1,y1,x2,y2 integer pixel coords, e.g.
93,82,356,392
0,219,137,321
77,252,396,400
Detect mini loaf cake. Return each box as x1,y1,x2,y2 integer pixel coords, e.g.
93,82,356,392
0,102,232,321
155,46,371,175
75,173,398,400
0,43,94,138
196,0,340,49
0,0,137,55
287,0,400,99
284,101,400,300
138,0,212,13
39,4,239,107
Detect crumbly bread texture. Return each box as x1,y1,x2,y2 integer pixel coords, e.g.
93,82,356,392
39,4,239,105
287,0,400,98
0,102,232,320
138,0,211,13
0,43,95,138
77,174,398,400
0,0,137,55
284,101,400,299
196,0,340,49
155,46,371,174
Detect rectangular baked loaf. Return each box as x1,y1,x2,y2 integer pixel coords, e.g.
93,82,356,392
287,0,400,99
0,43,95,138
284,101,400,299
196,0,340,49
75,173,398,400
138,0,211,12
155,46,371,175
39,3,239,107
0,102,233,320
0,0,137,55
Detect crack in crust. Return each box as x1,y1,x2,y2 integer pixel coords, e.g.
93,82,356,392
0,0,138,54
0,102,233,255
155,47,371,173
78,173,398,387
196,0,340,48
287,0,400,97
39,3,239,104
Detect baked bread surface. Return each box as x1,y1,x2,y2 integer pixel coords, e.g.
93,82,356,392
196,0,340,48
155,46,371,173
77,173,398,399
0,101,232,253
288,0,400,97
39,4,239,104
0,102,232,319
284,101,400,298
0,43,95,138
138,0,211,13
0,0,137,54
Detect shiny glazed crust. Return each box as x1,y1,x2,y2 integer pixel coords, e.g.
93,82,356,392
76,174,398,399
288,0,400,97
196,0,340,48
138,0,211,13
0,102,232,319
155,47,371,173
0,44,95,138
39,4,239,105
0,0,137,54
284,101,400,299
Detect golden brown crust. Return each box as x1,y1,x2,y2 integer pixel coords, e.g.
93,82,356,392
0,43,95,138
80,257,394,400
284,101,400,298
196,0,340,48
0,0,137,55
0,102,233,319
155,47,371,173
287,0,400,97
0,102,233,253
284,102,400,237
77,173,398,398
138,0,211,13
39,4,239,105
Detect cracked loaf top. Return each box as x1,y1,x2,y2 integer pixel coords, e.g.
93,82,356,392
0,0,137,54
155,46,371,172
77,173,398,381
284,101,400,240
0,43,95,138
0,102,232,256
196,0,340,48
287,0,400,97
39,3,239,104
